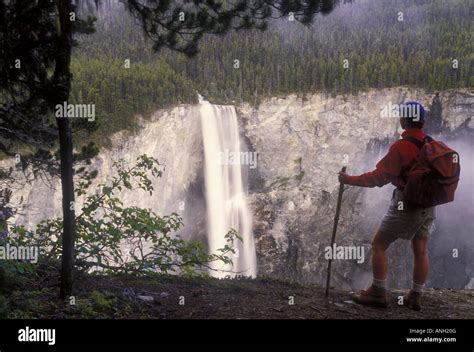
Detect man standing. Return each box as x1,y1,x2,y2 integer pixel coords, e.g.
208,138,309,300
338,101,435,311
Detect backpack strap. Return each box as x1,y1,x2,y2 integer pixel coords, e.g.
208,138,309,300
403,135,433,149
403,136,424,149
400,135,434,188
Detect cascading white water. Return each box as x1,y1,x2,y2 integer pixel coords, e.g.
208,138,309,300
199,100,257,278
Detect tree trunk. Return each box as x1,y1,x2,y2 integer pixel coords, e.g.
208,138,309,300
52,0,76,299
57,118,75,299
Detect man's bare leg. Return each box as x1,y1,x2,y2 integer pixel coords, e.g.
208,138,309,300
412,236,429,284
372,229,396,282
404,236,429,311
352,230,395,308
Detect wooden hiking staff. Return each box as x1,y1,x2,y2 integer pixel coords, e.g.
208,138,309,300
325,166,346,298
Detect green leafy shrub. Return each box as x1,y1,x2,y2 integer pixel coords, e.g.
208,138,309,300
11,155,239,277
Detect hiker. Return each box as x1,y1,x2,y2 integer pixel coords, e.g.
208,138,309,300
338,101,440,311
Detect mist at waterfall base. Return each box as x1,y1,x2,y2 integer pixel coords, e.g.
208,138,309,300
429,139,474,288
199,100,257,278
352,136,474,289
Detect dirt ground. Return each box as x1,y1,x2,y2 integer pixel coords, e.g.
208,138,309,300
54,276,474,319
9,274,472,319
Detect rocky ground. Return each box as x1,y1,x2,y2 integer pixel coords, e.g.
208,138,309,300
2,274,473,319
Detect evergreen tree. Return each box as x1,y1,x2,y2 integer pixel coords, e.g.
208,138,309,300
1,0,340,297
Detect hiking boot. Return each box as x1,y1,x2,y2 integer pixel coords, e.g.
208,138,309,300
404,290,422,311
351,285,388,308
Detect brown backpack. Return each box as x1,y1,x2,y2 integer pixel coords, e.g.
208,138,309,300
403,136,460,208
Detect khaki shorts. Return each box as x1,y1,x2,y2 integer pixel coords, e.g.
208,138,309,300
378,188,436,241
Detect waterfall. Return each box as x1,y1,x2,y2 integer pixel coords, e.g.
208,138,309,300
199,100,257,278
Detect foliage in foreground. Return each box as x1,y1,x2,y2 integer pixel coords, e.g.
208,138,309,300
9,155,239,278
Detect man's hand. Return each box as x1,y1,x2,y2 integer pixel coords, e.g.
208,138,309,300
338,171,350,184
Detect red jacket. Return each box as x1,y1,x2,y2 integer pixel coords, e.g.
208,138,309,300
346,129,426,189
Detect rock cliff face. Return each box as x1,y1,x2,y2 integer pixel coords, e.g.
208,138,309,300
239,88,474,290
7,88,474,289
